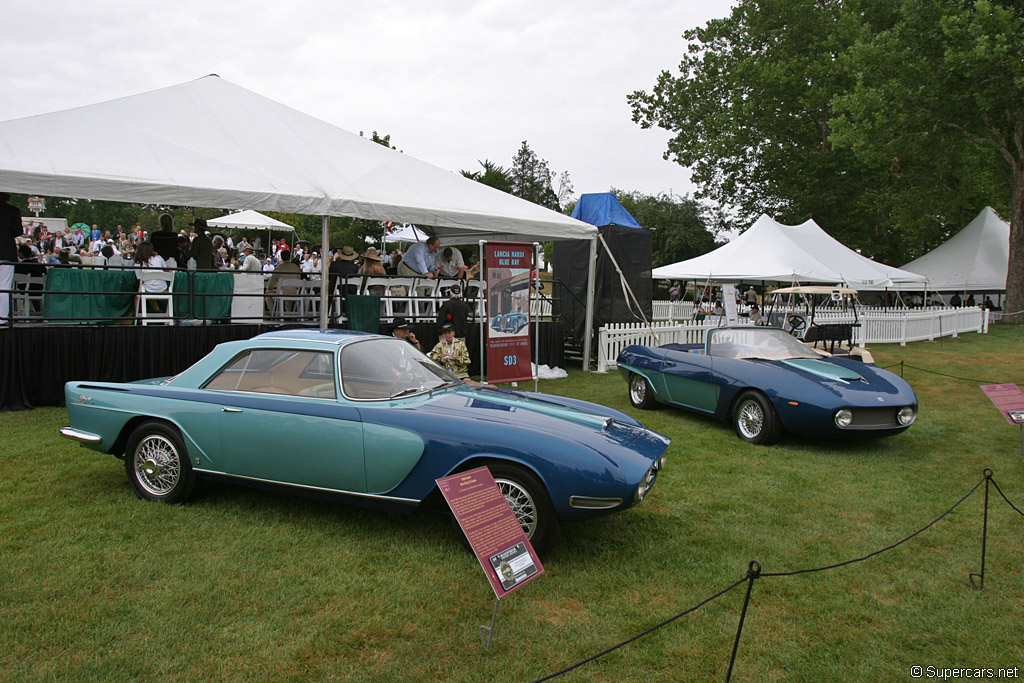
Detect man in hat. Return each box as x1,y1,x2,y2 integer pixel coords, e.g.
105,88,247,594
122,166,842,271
436,284,472,340
429,322,470,380
189,218,215,270
238,245,262,272
391,317,420,350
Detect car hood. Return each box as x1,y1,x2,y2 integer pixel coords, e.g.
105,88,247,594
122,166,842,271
392,385,668,452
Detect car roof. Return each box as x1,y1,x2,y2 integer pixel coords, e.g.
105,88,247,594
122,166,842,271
252,329,380,345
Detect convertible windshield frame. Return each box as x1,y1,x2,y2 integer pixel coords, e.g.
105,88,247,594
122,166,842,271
706,327,824,361
340,337,461,401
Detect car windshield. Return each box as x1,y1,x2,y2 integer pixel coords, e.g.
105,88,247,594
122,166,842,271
341,338,461,400
707,327,823,361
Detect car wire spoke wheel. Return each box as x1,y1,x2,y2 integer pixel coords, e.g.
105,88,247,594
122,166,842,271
133,434,181,495
736,400,765,439
628,373,657,409
495,478,537,538
125,421,196,503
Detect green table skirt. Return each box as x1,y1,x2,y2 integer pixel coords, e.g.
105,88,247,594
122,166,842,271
41,268,234,323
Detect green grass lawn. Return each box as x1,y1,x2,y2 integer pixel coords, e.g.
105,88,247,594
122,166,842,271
2,325,1023,681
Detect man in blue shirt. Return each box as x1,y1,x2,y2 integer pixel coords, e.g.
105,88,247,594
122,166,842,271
397,236,440,278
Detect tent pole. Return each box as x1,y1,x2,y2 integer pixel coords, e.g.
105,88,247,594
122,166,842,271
320,215,329,330
581,237,597,372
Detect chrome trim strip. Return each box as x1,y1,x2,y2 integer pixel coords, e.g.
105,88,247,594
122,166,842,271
569,496,623,510
59,427,103,444
192,469,421,504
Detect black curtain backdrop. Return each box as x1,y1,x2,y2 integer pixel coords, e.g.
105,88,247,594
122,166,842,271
1,321,564,411
553,225,653,345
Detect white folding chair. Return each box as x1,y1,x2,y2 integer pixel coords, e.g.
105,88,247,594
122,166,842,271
360,277,393,317
464,279,487,319
11,273,30,319
412,278,439,319
301,280,322,321
383,277,415,319
273,278,306,320
136,271,175,325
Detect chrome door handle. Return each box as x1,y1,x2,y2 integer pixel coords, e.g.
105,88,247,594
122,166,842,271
222,407,242,413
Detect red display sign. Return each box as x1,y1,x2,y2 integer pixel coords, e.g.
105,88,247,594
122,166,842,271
980,384,1024,425
485,242,533,383
436,466,544,599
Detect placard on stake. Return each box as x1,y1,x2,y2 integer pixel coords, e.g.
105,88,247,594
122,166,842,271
436,466,545,649
979,384,1024,454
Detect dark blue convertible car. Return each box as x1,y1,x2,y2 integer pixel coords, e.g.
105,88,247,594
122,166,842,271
617,326,917,445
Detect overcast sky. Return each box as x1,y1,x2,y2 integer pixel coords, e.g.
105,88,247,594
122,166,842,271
2,0,735,203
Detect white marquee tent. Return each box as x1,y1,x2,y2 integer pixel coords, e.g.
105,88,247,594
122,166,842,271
206,209,295,233
896,207,1009,292
0,75,601,360
652,214,926,289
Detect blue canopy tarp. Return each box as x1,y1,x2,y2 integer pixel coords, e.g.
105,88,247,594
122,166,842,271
571,193,642,229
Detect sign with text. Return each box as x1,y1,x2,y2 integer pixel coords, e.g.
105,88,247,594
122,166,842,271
485,241,533,383
980,384,1024,425
437,466,544,599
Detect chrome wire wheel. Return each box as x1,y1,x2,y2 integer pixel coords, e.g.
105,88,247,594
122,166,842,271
495,477,537,539
629,374,647,405
133,434,181,496
736,399,765,440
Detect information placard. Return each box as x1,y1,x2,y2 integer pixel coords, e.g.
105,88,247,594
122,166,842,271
980,384,1024,425
485,241,534,384
437,466,544,599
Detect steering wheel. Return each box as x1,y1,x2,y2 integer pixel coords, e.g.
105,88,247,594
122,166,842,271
787,315,806,335
388,371,420,397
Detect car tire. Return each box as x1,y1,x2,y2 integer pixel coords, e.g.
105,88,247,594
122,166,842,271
125,421,196,503
488,463,559,555
732,391,782,445
628,373,658,410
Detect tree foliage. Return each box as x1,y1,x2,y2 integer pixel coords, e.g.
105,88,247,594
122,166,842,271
509,141,562,211
627,0,1011,270
613,189,722,268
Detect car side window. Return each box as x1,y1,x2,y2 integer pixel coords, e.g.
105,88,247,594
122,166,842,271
204,349,337,399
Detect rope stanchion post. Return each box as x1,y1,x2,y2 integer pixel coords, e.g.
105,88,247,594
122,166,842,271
725,560,761,683
969,468,993,590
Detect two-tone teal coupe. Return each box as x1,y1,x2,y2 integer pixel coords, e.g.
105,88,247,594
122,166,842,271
61,329,669,552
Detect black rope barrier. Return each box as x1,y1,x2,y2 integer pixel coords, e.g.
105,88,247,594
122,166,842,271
760,474,986,578
531,575,749,683
898,362,1022,385
532,469,1020,682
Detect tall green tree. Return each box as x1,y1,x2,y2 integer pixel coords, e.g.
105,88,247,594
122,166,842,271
831,0,1023,319
509,141,561,211
627,0,1005,266
461,159,513,193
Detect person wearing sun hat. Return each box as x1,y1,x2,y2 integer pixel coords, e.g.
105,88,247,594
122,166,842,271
359,247,386,276
328,246,361,307
429,322,470,379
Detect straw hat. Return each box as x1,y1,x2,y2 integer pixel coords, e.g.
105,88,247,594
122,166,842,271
339,245,358,261
362,247,383,261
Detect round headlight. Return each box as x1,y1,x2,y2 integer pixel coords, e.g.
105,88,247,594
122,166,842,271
897,406,916,425
834,409,854,428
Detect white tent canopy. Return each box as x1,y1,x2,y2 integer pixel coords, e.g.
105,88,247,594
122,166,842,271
383,225,430,243
0,75,596,245
0,75,601,362
652,214,926,289
206,209,294,232
896,207,1009,292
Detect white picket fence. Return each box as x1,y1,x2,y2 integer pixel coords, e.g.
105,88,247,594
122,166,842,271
598,306,989,372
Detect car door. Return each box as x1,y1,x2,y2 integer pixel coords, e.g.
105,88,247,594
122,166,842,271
662,350,720,413
204,348,367,492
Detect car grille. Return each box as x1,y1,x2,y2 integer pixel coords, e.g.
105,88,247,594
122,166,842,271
849,407,901,428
